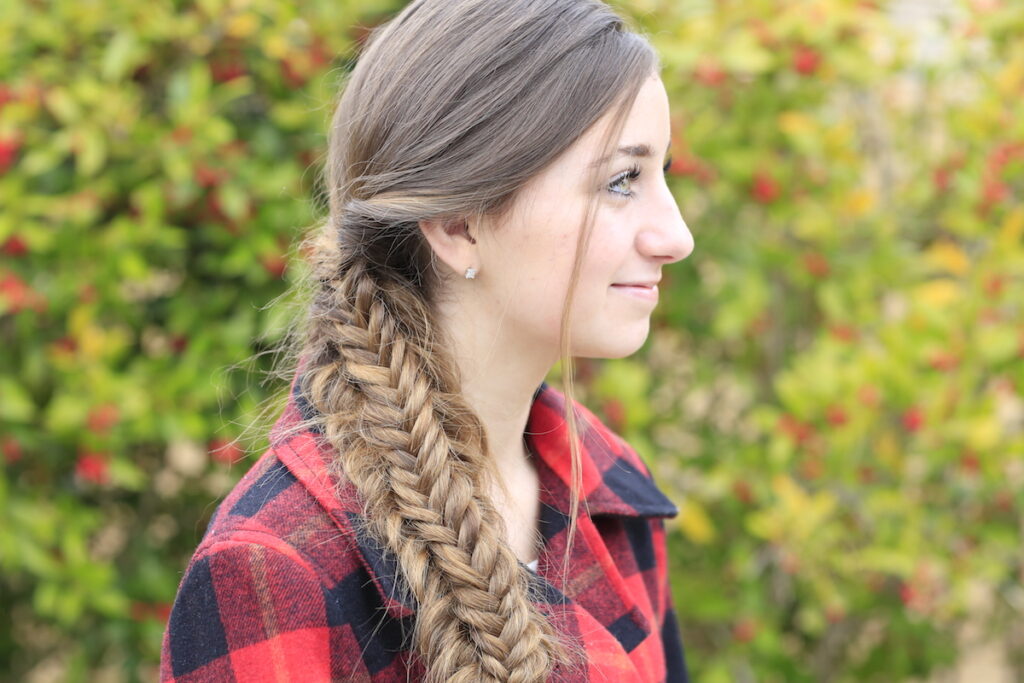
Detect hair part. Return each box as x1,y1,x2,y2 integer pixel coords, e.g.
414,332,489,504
245,1,659,680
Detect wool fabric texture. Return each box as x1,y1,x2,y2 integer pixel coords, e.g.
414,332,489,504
160,376,691,682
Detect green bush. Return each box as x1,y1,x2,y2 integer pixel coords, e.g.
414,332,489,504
1,0,1022,680
0,0,398,678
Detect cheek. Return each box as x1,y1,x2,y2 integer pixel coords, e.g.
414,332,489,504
514,221,580,292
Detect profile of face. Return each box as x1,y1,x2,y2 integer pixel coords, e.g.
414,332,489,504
426,73,693,365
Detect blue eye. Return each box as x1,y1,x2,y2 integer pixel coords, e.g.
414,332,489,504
608,163,642,198
607,156,673,199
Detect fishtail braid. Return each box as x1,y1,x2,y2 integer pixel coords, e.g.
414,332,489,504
298,226,578,681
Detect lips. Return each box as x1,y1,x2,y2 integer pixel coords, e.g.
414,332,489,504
610,281,659,301
611,280,659,288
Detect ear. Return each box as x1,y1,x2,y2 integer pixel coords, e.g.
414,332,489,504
418,217,478,278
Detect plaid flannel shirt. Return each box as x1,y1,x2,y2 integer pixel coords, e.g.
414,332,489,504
161,375,690,682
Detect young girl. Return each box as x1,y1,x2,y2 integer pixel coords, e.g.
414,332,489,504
161,0,694,680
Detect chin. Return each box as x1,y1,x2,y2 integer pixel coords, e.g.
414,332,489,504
577,322,650,359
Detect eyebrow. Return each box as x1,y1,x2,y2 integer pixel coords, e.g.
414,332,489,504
589,141,672,169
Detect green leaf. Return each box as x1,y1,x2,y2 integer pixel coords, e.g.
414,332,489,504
101,31,143,82
108,458,147,491
0,377,35,422
44,392,88,435
75,124,107,178
721,30,774,74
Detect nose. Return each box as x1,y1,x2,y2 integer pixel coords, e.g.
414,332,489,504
636,182,694,263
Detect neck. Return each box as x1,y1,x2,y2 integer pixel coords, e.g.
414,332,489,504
433,296,556,472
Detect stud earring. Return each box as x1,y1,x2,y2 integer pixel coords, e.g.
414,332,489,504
464,267,477,279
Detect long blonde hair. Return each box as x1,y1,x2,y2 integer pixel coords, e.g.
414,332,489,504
263,1,657,679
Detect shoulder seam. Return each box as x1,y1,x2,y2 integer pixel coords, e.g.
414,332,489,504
195,527,344,587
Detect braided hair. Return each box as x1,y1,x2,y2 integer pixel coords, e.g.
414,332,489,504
268,1,658,679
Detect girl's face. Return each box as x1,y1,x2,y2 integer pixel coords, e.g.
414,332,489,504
475,73,693,360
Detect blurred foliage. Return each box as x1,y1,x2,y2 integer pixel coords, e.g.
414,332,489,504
582,0,1024,681
1,0,1022,681
0,0,399,679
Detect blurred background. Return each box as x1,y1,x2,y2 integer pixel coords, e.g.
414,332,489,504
1,0,1022,681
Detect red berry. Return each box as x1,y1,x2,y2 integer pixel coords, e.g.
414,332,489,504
155,602,173,623
694,58,727,87
825,404,848,426
959,450,980,475
668,155,698,176
0,135,21,173
208,437,244,465
749,19,778,48
778,414,815,444
987,141,1024,173
86,403,119,434
829,324,858,342
979,307,1001,324
52,336,77,356
280,58,307,88
261,253,288,279
75,451,109,485
668,154,716,185
980,178,1009,210
2,436,22,464
751,171,780,203
928,350,959,372
171,126,193,144
170,334,188,354
748,312,770,335
602,399,626,431
0,84,16,110
0,271,46,314
210,59,246,83
792,45,821,76
309,36,332,69
825,605,845,623
194,163,224,189
78,283,97,303
732,618,757,642
732,480,755,505
902,406,924,432
1,235,27,257
984,274,1005,299
802,252,830,278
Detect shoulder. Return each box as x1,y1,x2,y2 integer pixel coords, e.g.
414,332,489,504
536,381,656,478
162,445,410,681
194,444,363,585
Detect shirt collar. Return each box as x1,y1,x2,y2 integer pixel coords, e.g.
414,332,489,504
526,381,679,519
274,374,677,520
268,373,677,618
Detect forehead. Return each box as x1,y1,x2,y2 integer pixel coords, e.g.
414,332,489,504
490,74,668,225
557,74,669,168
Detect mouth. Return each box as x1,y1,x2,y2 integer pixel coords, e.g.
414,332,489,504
610,283,659,300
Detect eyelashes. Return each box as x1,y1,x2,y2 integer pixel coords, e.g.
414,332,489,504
607,156,673,198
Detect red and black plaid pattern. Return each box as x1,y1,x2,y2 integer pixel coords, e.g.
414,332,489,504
161,376,690,682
